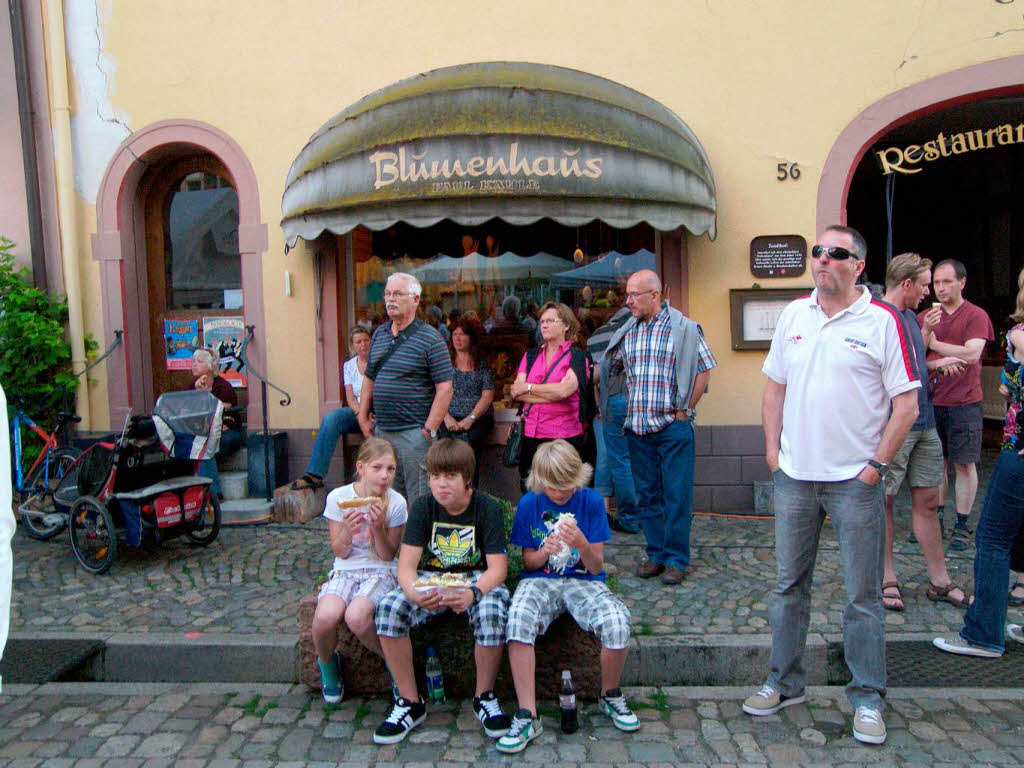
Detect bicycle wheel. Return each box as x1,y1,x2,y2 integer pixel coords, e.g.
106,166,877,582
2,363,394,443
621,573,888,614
19,448,81,540
68,496,117,574
185,492,222,546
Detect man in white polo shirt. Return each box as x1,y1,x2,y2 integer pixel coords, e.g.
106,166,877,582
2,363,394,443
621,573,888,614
742,225,920,747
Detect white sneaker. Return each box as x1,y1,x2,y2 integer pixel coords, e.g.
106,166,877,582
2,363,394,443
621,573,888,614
742,683,805,716
852,706,886,745
932,634,1002,658
1007,624,1024,646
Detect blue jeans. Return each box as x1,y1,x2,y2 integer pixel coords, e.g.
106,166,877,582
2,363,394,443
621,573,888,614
769,470,886,711
626,418,694,570
599,394,639,531
304,407,360,478
960,449,1024,652
197,428,245,496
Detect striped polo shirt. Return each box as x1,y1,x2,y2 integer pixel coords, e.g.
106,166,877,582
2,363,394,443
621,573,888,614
366,319,453,431
762,287,919,481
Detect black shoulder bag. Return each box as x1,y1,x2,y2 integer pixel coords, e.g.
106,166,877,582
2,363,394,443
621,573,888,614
502,347,571,468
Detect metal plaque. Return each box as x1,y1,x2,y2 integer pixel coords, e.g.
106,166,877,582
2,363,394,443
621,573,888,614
749,235,807,278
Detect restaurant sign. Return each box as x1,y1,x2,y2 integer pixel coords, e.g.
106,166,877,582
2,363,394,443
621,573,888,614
877,122,1024,175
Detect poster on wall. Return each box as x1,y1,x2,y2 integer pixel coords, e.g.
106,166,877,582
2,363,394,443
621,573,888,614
202,316,247,388
164,319,199,370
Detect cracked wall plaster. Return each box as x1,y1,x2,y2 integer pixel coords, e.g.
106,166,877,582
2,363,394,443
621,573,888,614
65,0,131,204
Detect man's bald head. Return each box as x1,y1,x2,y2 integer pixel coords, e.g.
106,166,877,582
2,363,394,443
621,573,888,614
632,269,662,292
625,269,664,321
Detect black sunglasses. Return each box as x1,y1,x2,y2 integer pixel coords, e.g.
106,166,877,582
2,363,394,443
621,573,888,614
811,245,857,260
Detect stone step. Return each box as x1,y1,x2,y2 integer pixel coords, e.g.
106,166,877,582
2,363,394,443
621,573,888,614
218,447,248,472
220,470,248,501
219,497,274,526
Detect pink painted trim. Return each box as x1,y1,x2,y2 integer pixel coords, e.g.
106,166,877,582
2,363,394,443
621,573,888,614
91,120,268,428
817,55,1024,234
315,238,344,419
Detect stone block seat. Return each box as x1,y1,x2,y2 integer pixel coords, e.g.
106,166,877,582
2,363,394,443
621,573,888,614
298,590,602,699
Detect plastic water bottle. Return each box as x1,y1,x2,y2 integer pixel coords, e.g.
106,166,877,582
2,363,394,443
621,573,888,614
425,647,445,703
559,669,578,733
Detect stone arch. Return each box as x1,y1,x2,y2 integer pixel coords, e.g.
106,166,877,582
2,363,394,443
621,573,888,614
816,55,1024,234
91,119,268,427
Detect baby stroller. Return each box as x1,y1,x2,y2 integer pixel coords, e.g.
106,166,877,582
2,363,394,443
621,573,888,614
53,390,225,574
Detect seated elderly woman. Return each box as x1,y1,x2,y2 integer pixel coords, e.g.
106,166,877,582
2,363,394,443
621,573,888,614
291,326,372,490
188,348,245,497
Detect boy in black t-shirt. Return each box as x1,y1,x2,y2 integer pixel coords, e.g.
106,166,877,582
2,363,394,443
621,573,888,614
373,439,511,745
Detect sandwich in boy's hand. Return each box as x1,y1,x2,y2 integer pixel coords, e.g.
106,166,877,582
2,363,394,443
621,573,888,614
413,573,472,591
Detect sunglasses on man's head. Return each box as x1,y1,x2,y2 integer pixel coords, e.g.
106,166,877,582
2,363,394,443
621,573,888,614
811,245,857,260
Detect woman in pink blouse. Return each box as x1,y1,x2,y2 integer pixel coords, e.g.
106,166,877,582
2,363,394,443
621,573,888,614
510,302,588,484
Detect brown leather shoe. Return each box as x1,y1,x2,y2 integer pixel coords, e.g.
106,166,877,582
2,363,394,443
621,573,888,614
636,560,665,578
661,566,685,585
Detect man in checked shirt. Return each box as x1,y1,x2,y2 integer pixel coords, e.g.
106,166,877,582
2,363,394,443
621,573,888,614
599,270,716,585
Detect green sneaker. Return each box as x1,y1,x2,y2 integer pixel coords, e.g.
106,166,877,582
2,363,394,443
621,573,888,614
496,709,543,754
600,688,640,731
317,651,343,703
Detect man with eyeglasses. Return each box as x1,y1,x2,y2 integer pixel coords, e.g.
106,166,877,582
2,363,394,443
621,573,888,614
743,225,920,746
358,273,454,503
599,269,716,586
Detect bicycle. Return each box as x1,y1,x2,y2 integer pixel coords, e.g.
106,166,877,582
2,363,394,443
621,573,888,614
13,409,82,539
12,330,123,540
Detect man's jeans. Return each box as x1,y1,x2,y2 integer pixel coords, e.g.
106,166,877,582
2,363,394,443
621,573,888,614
769,470,886,711
197,428,245,496
626,418,694,571
376,426,430,505
304,407,360,478
961,449,1024,652
597,393,639,531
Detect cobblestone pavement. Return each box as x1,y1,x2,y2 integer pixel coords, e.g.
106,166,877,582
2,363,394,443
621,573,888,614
12,450,1021,638
0,683,1022,766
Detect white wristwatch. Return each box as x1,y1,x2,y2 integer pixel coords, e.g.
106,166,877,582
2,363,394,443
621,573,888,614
527,383,533,394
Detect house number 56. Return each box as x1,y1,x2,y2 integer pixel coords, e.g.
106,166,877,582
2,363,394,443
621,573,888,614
776,162,801,181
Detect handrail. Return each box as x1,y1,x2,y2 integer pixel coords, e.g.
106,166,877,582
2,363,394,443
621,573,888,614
78,329,123,380
239,325,291,407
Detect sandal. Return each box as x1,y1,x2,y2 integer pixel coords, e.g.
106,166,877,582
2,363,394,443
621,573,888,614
289,473,324,491
1009,582,1024,607
926,582,971,609
948,527,972,551
882,581,905,612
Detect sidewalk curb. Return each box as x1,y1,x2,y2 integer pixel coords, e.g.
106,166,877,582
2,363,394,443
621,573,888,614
11,631,1004,687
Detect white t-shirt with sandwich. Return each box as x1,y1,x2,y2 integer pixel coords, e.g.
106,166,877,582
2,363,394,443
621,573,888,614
323,484,407,572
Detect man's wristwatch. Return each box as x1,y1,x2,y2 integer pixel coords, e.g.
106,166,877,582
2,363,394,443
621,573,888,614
469,586,483,604
867,459,888,476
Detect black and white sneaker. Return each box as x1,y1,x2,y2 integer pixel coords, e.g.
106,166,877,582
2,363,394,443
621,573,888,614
473,690,511,737
373,695,426,744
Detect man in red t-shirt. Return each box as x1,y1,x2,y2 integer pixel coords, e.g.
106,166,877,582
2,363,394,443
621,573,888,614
918,259,994,551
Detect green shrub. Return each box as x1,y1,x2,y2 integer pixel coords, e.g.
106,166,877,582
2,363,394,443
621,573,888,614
0,237,76,423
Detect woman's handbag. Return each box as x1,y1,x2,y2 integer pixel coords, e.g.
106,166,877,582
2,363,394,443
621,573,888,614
501,348,571,468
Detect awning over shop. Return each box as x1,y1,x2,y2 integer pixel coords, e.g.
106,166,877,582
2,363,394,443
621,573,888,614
281,62,717,248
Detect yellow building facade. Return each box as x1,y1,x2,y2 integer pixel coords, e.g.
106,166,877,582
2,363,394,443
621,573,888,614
6,0,1024,510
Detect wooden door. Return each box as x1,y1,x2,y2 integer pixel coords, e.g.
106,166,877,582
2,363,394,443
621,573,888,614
143,155,245,401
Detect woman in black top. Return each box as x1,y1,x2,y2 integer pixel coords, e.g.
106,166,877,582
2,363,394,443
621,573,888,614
439,316,495,484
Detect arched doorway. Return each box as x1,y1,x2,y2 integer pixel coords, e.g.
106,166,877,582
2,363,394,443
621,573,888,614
816,55,1024,429
92,120,268,428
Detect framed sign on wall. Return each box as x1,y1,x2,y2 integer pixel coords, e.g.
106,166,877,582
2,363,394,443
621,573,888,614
729,288,811,350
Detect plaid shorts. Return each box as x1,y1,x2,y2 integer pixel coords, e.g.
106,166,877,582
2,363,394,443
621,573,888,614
506,577,631,650
374,572,510,647
317,567,398,607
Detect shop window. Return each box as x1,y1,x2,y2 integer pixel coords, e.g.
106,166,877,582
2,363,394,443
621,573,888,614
164,171,242,309
349,218,655,402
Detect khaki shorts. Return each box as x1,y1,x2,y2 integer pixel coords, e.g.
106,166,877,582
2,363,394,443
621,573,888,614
885,428,944,496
